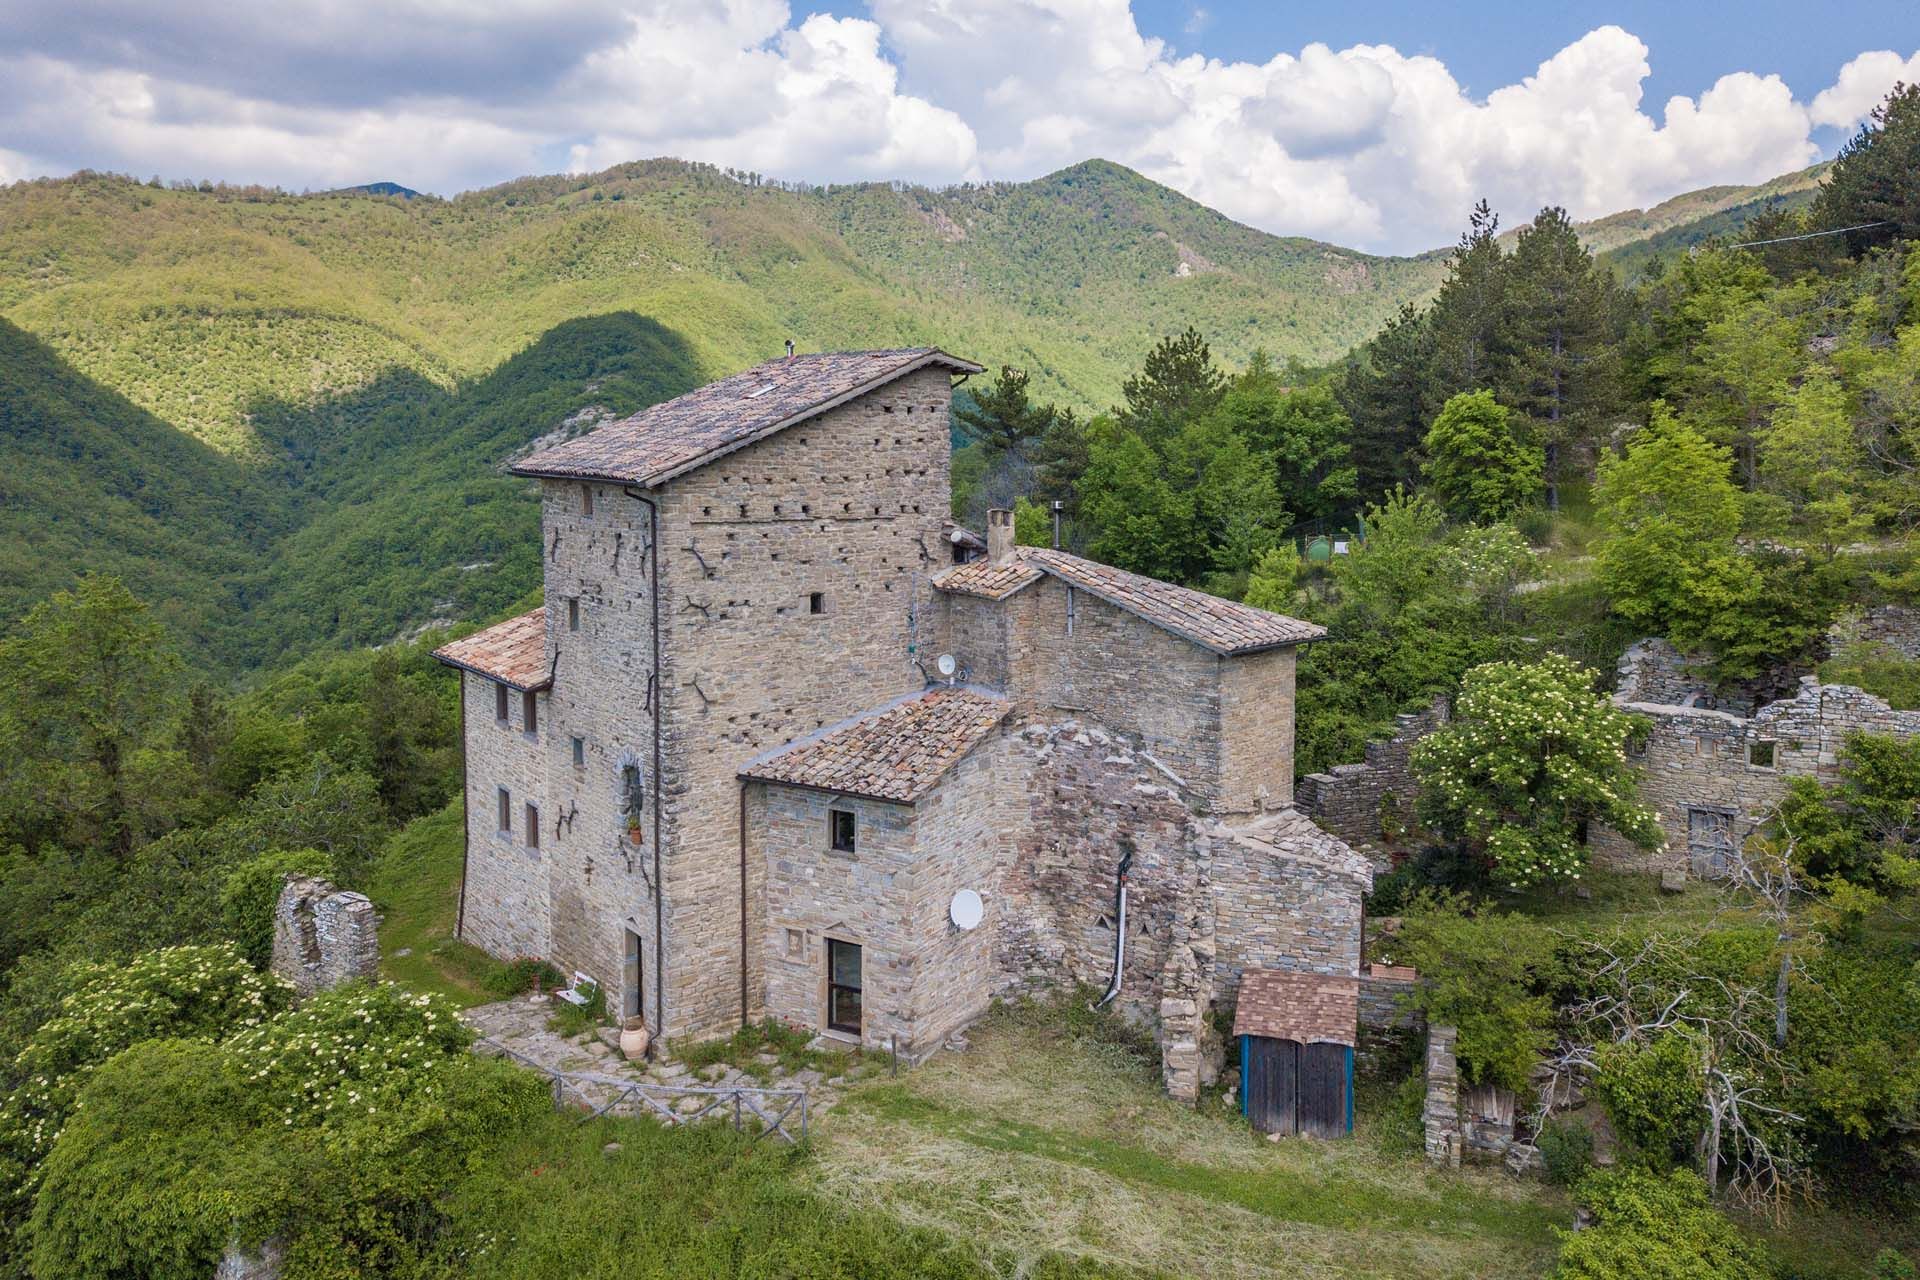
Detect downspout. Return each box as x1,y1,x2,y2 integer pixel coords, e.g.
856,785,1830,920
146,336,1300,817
624,485,667,1041
1090,844,1134,1010
739,781,749,1026
455,671,470,940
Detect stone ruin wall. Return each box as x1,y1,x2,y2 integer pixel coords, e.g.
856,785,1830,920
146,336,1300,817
1828,604,1920,660
1296,695,1449,871
271,876,379,999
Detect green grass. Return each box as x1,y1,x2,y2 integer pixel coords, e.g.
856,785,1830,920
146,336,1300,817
670,1017,872,1083
364,798,505,1007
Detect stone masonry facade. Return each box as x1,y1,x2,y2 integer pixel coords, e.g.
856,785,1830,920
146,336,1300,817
1296,694,1450,871
440,347,1370,1098
270,876,379,999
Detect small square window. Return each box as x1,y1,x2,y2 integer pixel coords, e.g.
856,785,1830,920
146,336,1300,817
829,808,856,854
785,928,805,959
495,683,509,723
496,787,512,834
525,802,540,849
1749,740,1776,769
522,689,538,736
581,484,594,516
808,592,826,615
571,736,585,767
568,597,580,632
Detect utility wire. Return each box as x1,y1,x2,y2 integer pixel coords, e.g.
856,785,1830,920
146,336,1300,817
1725,220,1891,249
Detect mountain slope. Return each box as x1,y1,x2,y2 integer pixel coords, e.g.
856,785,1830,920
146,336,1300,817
0,162,1445,457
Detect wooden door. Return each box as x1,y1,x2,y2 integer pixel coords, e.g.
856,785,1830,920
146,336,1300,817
1299,1042,1353,1138
1243,1036,1299,1136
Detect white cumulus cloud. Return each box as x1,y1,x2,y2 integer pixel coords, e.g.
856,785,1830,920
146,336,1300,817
0,1,1913,253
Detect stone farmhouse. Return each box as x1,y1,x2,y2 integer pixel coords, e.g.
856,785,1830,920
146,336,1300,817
434,346,1369,1096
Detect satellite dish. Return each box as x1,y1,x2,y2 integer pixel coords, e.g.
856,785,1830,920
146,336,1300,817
949,889,983,931
936,653,957,678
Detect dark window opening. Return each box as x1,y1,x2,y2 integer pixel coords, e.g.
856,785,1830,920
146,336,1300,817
622,764,644,817
623,929,644,1020
1750,740,1776,769
581,484,594,516
496,787,511,834
495,683,509,723
525,803,540,850
568,597,580,631
829,808,856,854
571,736,585,767
827,939,862,1035
809,592,826,615
522,689,538,735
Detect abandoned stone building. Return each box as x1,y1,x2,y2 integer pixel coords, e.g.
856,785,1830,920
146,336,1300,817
1590,637,1920,877
434,346,1370,1093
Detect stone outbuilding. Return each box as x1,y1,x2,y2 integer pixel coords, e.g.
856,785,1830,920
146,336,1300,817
434,345,1370,1098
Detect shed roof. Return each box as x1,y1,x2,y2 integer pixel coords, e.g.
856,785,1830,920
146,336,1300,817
512,347,982,487
431,609,551,690
933,547,1324,654
1232,970,1360,1047
739,686,1009,804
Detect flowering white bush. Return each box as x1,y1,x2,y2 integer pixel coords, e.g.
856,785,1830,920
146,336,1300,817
0,943,287,1173
226,981,471,1128
1413,653,1663,888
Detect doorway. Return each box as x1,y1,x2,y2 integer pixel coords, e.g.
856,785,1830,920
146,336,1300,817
826,939,862,1036
623,928,644,1022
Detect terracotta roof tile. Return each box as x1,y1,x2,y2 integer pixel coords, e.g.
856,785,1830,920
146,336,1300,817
932,558,1044,600
513,348,982,487
1233,970,1360,1046
432,609,551,690
934,548,1324,653
740,687,1009,803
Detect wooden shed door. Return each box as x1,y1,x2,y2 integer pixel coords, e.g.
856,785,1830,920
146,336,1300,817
1244,1036,1299,1136
1300,1042,1353,1139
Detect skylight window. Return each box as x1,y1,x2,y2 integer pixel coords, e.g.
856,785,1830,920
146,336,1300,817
745,383,777,399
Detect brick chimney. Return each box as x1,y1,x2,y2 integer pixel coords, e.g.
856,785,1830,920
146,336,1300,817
986,508,1015,565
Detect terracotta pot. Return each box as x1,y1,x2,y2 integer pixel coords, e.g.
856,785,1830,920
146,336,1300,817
620,1018,651,1061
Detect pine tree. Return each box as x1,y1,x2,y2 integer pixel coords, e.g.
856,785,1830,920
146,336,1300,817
954,364,1057,461
1338,303,1433,497
1424,200,1509,417
1814,81,1920,253
1117,327,1227,445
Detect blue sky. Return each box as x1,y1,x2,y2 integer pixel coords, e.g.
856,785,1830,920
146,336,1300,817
2,1,1916,252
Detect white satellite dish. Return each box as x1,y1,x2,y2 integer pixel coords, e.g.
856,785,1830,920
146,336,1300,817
949,888,983,930
936,653,957,679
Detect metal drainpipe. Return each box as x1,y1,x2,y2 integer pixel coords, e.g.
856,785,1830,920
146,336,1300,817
455,671,470,940
738,781,749,1026
1091,845,1134,1010
624,486,667,1040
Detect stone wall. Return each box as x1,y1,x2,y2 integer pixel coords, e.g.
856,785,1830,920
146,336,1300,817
1613,637,1716,708
1423,1025,1461,1168
1356,966,1422,1074
1593,676,1920,876
457,670,556,965
1828,604,1920,660
271,877,379,999
1296,696,1449,870
1218,646,1298,813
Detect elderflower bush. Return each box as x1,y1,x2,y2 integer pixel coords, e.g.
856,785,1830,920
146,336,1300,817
1413,653,1663,888
1,943,287,1172
226,981,471,1128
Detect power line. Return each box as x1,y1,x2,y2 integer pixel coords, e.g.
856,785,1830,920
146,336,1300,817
1725,220,1892,249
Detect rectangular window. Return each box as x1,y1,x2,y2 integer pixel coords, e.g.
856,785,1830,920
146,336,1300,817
808,591,826,615
522,689,538,736
1749,740,1776,769
581,484,594,516
1687,807,1734,879
829,808,856,854
623,929,644,1021
495,683,509,723
496,787,511,834
571,736,585,768
525,802,540,850
826,939,862,1035
568,597,580,632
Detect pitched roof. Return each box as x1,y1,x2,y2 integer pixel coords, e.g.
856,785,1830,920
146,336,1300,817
512,348,982,488
1232,969,1360,1046
1225,807,1375,889
934,547,1324,654
432,609,551,690
739,686,1009,804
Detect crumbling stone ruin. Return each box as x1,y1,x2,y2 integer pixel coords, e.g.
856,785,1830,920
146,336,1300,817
433,345,1373,1102
1297,695,1450,871
1593,637,1920,878
271,876,380,999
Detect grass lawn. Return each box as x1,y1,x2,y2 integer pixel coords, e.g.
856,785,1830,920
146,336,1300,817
811,1002,1566,1280
365,798,505,1007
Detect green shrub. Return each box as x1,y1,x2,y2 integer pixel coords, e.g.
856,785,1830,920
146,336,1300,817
1590,1029,1705,1169
225,981,470,1128
1551,1168,1772,1279
220,848,335,967
1872,1248,1918,1280
1373,1072,1426,1156
486,956,565,998
1394,893,1556,1094
1537,1117,1595,1186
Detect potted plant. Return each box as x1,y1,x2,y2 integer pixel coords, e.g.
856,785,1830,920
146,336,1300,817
625,814,644,845
620,1016,651,1061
